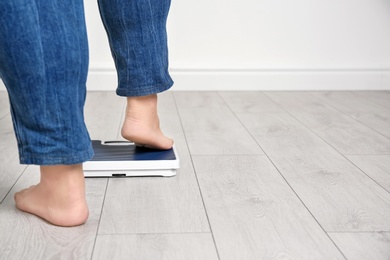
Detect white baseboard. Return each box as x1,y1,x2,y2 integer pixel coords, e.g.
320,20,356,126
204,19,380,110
2,68,390,91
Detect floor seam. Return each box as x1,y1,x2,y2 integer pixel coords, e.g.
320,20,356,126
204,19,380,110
172,92,222,260
220,90,348,260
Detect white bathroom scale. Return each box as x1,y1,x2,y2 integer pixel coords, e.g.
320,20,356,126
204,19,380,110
83,140,179,177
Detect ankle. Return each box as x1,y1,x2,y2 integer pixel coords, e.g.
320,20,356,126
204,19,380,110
39,164,85,196
40,164,83,181
126,94,157,109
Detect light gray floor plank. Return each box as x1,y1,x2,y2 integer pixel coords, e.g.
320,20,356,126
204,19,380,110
92,233,218,260
0,166,107,260
98,92,210,234
265,91,390,154
309,91,390,114
174,91,263,155
346,155,390,193
97,136,210,234
84,91,125,140
233,111,390,232
309,91,390,138
329,232,390,260
2,91,390,259
0,91,9,119
0,115,27,202
219,91,283,113
193,155,344,260
354,91,390,110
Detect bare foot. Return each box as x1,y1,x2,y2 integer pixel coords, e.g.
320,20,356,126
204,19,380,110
121,94,173,150
14,164,89,227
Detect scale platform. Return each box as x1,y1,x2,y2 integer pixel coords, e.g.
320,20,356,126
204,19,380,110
84,140,179,177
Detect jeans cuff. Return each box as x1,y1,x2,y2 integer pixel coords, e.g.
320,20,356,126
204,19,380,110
116,78,174,97
19,146,94,165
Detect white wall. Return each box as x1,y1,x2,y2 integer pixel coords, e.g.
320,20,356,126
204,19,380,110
85,0,390,91
2,0,390,91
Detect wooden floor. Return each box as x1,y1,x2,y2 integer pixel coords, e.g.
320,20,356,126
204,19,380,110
0,91,390,260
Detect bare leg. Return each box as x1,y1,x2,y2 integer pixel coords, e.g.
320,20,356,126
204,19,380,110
121,94,173,150
14,164,89,227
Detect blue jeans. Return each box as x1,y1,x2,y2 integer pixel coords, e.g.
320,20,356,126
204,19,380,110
0,0,173,165
98,0,174,97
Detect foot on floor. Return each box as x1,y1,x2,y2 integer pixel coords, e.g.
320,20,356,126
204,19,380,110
14,164,89,227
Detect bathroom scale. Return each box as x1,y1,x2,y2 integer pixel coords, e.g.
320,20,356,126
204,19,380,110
83,140,179,177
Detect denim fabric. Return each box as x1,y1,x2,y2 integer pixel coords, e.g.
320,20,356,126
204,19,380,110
0,0,93,165
0,0,173,165
98,0,174,97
